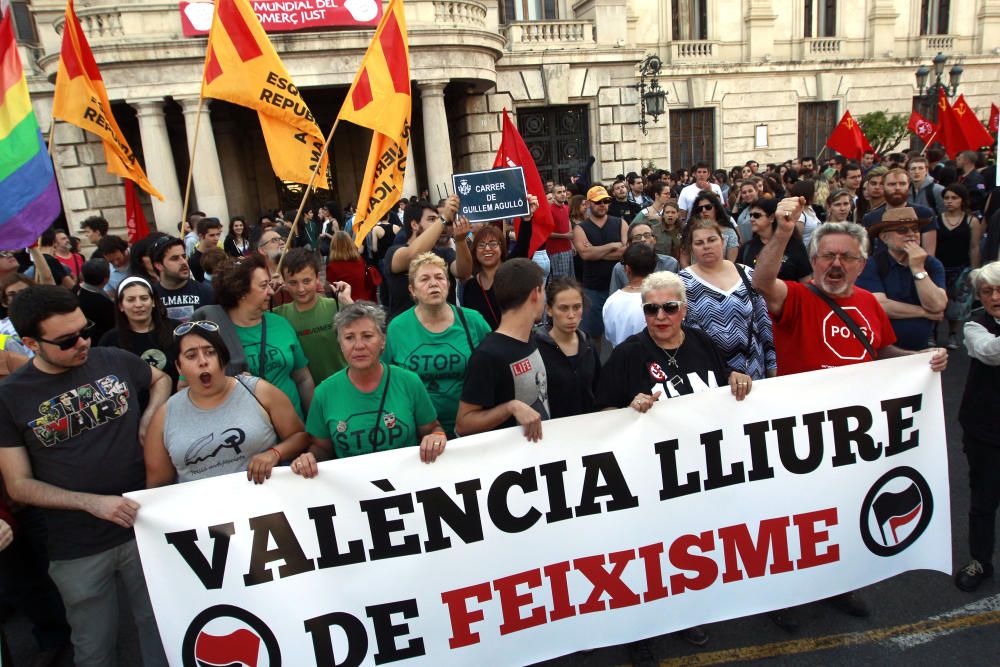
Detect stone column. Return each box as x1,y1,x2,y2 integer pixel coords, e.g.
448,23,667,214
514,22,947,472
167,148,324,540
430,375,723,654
179,97,230,223
419,80,454,198
402,140,418,199
132,99,183,227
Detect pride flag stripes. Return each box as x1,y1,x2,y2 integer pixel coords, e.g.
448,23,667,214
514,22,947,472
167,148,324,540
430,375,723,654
0,0,60,249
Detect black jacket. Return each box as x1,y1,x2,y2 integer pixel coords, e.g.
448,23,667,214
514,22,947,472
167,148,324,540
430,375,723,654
536,328,601,419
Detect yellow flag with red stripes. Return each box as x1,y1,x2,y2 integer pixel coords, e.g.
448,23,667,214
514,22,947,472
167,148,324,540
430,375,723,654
337,0,410,246
201,0,327,185
52,0,162,199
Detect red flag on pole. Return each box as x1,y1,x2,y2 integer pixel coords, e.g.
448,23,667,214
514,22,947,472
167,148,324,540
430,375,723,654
935,88,964,158
989,103,999,135
952,95,995,151
124,180,150,244
907,111,937,144
824,111,873,161
492,109,554,256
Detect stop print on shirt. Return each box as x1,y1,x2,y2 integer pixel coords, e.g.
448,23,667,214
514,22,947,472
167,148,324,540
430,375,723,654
822,308,875,361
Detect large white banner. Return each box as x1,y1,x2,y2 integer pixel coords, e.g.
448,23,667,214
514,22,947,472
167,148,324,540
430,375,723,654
130,355,950,667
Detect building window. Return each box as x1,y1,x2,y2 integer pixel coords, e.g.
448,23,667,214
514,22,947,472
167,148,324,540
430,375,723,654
10,2,38,44
500,0,557,23
804,0,836,38
919,0,950,35
797,102,838,159
672,0,708,41
670,108,714,169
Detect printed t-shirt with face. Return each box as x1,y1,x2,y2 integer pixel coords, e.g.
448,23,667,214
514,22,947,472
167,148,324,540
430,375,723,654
153,279,215,323
236,312,310,419
0,347,151,560
595,326,731,409
306,363,436,458
459,331,551,430
772,280,896,376
384,305,491,436
273,297,346,385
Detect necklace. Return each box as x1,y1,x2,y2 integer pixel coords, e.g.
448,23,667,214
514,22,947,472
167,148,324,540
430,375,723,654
660,345,680,368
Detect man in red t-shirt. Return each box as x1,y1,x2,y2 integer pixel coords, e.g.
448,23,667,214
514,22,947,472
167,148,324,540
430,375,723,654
547,183,574,279
751,196,948,626
753,197,948,376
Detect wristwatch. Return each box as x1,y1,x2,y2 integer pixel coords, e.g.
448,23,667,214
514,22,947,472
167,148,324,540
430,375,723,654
912,271,928,280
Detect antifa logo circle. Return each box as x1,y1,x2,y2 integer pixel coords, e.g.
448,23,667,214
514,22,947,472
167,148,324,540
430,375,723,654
859,466,933,558
648,362,667,382
182,605,280,667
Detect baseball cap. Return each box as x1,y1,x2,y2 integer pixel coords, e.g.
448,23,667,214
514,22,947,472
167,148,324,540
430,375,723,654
587,185,611,202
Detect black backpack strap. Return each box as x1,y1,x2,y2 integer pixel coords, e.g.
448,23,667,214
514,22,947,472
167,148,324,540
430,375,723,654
453,305,474,351
806,283,877,360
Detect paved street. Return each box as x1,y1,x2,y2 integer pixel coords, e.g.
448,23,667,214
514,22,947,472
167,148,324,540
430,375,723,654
3,341,997,666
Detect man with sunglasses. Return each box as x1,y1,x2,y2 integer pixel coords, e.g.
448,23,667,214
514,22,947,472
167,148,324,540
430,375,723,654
0,285,171,667
857,207,947,350
151,236,214,322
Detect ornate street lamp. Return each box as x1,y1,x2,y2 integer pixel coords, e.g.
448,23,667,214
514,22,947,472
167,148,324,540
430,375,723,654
915,51,962,102
635,55,667,135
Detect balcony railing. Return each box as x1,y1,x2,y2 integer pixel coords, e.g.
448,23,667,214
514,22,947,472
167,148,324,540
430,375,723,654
808,38,842,54
54,7,123,37
504,20,596,51
669,40,715,62
433,0,487,28
921,35,955,51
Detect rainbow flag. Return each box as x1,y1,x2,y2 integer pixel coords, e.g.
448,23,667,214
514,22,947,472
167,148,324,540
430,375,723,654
0,0,60,250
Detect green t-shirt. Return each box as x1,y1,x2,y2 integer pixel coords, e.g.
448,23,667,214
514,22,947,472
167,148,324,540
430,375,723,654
235,312,309,419
273,297,346,385
306,363,436,458
384,306,490,436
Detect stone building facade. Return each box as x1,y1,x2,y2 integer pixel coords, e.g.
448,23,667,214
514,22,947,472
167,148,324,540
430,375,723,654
12,0,1000,233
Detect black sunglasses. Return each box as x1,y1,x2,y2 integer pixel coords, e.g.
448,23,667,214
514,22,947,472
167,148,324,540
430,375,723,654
643,301,683,316
38,321,96,350
595,198,612,205
749,211,765,219
694,204,714,213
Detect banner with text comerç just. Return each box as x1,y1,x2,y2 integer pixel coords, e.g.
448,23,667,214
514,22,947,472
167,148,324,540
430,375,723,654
129,354,951,667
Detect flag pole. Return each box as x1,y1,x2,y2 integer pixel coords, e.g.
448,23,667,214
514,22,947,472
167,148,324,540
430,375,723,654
275,117,341,277
47,122,56,156
180,96,206,231
920,131,937,156
815,145,828,163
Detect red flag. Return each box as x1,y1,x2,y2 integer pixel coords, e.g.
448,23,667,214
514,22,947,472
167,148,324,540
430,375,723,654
935,88,964,158
124,180,150,244
952,95,994,151
989,104,999,135
492,109,554,256
907,111,937,144
824,111,873,161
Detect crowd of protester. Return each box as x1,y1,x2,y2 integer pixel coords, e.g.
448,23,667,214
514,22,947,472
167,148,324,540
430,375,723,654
0,144,998,667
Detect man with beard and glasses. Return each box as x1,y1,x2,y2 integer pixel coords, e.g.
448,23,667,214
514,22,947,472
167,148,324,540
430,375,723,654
751,196,948,629
862,168,937,255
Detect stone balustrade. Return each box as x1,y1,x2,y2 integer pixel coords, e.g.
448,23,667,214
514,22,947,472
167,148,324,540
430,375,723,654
922,35,955,52
669,40,715,62
504,20,596,51
54,5,124,37
808,38,842,54
433,0,487,28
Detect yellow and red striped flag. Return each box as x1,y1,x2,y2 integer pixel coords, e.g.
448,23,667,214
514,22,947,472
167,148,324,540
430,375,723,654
52,0,162,199
337,0,410,246
201,0,327,185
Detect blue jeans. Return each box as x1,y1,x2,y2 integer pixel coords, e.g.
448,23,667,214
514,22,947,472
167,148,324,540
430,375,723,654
582,288,609,338
48,539,167,667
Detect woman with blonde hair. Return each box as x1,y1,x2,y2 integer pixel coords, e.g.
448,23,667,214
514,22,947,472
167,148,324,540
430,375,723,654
326,231,377,302
386,253,490,436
